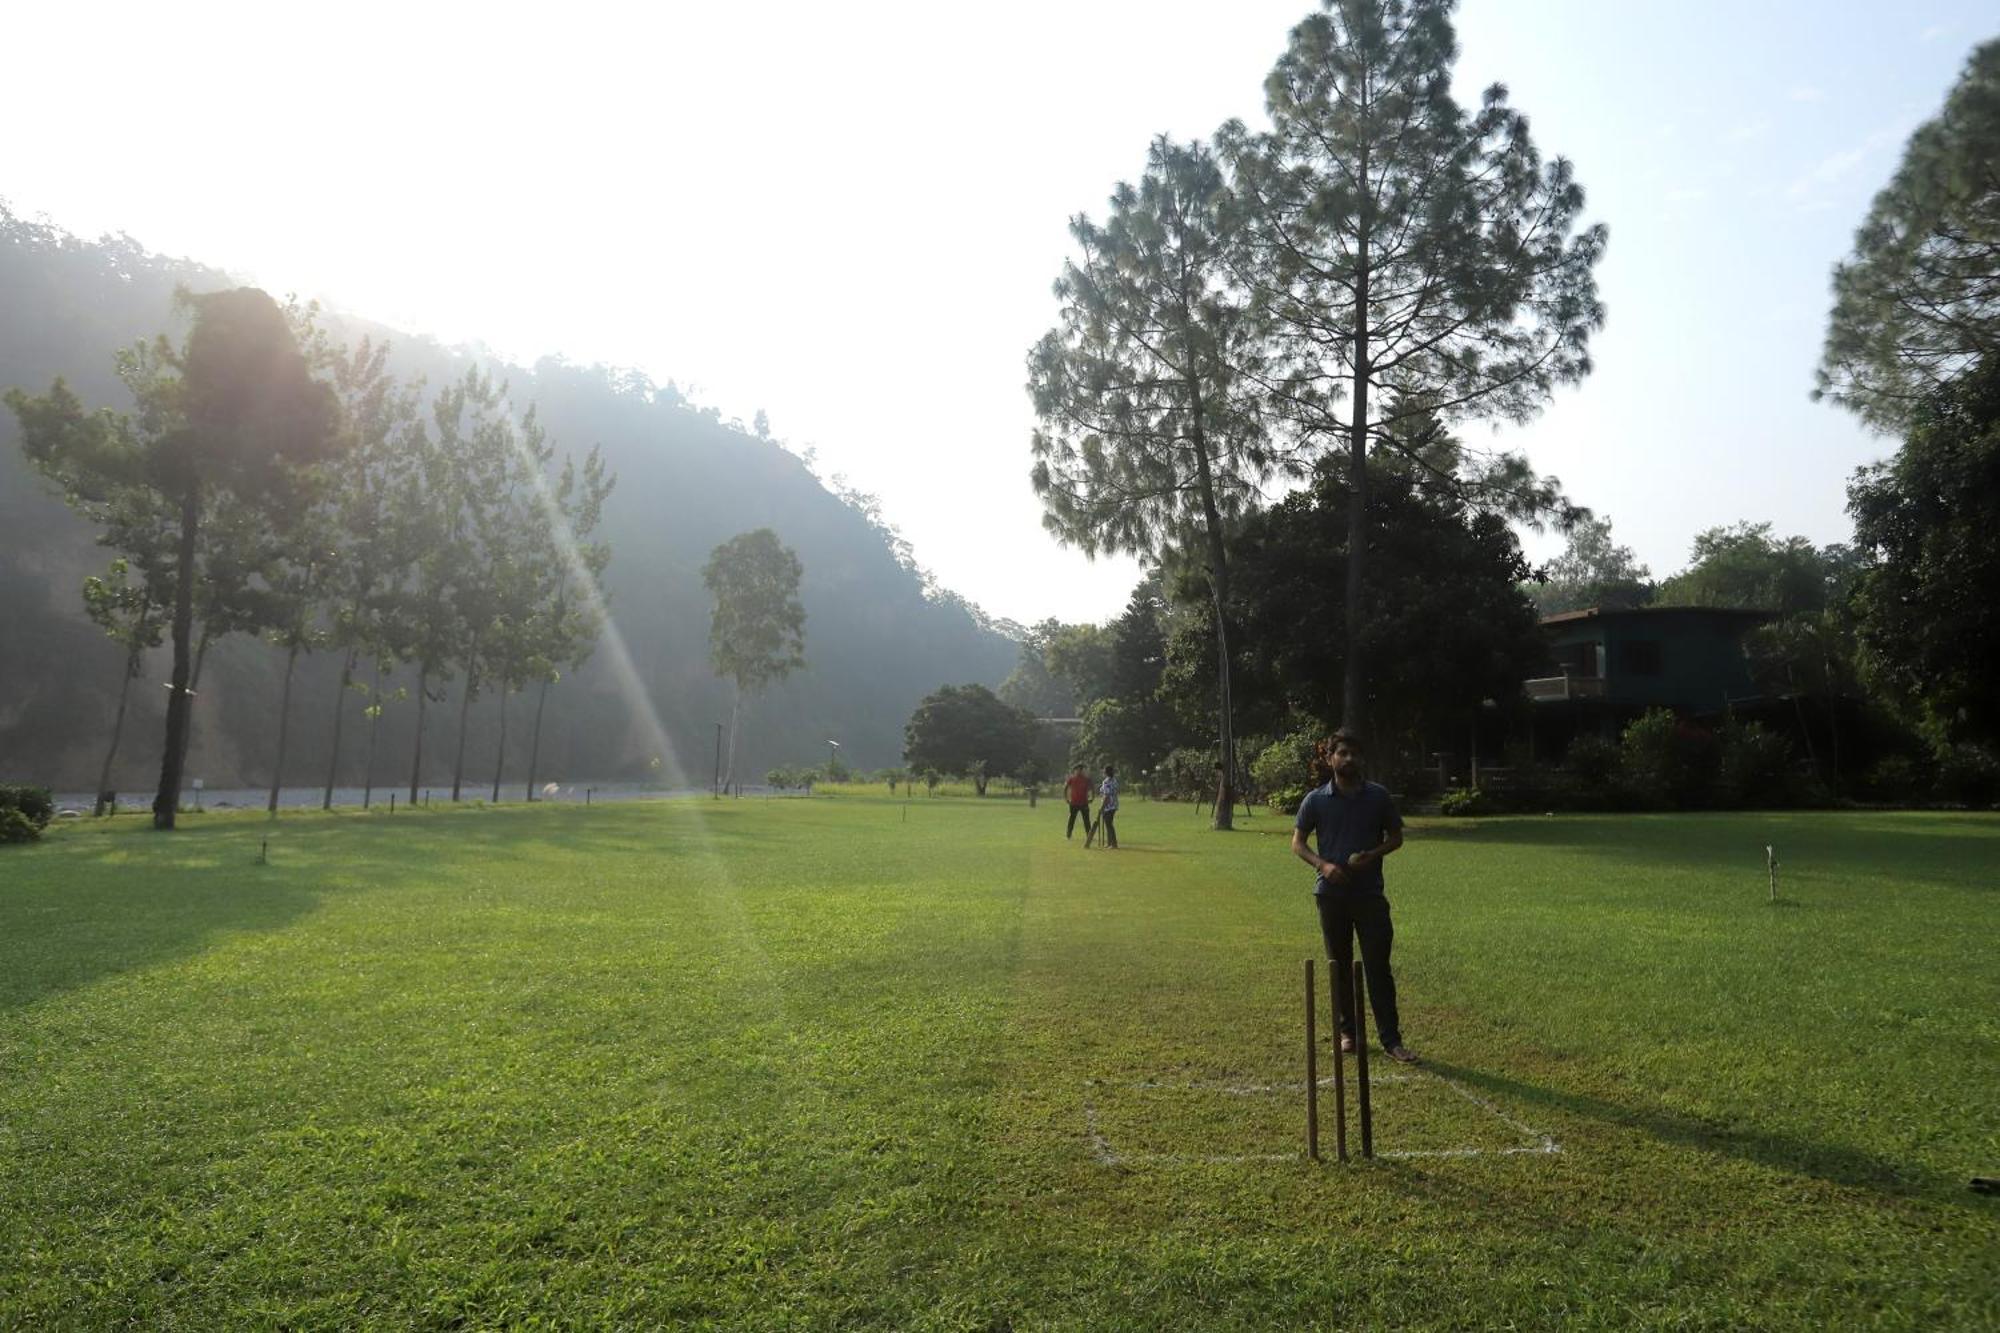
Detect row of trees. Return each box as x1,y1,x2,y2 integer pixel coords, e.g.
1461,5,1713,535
6,289,615,829
1029,0,1604,828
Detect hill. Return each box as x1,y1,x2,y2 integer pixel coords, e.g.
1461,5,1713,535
0,203,1020,792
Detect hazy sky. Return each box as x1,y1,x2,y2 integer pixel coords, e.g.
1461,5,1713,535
4,0,1992,627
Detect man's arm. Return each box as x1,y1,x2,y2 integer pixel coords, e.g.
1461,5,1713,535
1349,823,1404,870
1291,825,1347,883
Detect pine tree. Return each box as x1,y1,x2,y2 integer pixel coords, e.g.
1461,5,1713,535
1220,0,1604,733
1030,136,1278,829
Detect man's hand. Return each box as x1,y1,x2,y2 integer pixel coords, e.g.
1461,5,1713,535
1318,859,1350,885
1346,850,1374,871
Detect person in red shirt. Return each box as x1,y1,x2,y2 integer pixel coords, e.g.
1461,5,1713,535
1062,764,1094,842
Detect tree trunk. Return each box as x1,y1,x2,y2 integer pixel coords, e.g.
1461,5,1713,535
95,638,144,817
267,640,302,816
452,644,478,800
323,645,358,810
526,677,551,802
363,660,383,810
153,485,200,830
724,685,743,796
490,687,508,803
1342,133,1373,736
408,662,429,804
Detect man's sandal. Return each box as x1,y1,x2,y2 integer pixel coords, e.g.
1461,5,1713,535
1385,1045,1420,1065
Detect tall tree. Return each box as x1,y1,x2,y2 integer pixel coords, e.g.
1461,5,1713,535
1220,0,1604,733
1816,39,2000,433
1030,136,1277,829
523,445,614,801
703,528,806,792
6,287,340,828
1846,355,2000,749
80,557,166,816
312,336,424,811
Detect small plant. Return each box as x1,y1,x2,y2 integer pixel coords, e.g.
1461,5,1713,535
0,784,55,843
1439,786,1491,817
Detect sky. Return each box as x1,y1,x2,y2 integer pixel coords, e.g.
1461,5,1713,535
3,0,1993,628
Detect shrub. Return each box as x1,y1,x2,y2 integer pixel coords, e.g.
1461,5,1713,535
0,784,54,843
1864,754,1927,802
1934,743,2000,807
1252,728,1323,814
1619,709,1720,809
1716,720,1799,808
1439,786,1492,817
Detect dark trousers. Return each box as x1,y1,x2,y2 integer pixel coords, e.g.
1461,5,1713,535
1098,809,1118,847
1066,803,1093,838
1315,888,1401,1046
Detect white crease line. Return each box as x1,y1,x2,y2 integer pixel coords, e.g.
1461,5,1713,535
1081,1066,1564,1163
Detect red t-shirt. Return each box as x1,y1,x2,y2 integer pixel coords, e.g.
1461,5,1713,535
1063,774,1091,806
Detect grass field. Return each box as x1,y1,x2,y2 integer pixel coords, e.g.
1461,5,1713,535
1,795,1995,1329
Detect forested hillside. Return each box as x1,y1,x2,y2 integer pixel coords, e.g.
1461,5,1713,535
0,205,1018,792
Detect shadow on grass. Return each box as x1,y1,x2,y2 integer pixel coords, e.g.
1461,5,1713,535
0,824,327,1015
1415,812,2000,894
1423,1057,1973,1206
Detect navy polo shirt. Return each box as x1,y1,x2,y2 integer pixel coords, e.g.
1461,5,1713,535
1295,779,1403,895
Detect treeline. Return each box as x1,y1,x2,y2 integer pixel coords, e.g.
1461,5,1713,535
1006,6,1999,814
0,206,1020,802
9,288,614,828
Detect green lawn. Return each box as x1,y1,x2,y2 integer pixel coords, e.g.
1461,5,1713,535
1,797,1994,1329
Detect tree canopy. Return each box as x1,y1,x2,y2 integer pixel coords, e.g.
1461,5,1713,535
1816,39,2000,433
1846,356,2000,748
1216,0,1603,729
903,684,1037,796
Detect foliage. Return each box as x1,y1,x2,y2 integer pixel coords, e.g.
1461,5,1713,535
996,620,1077,718
1816,39,2000,432
1219,0,1603,726
1029,136,1281,825
1172,467,1544,784
902,684,1036,796
1042,622,1116,710
1438,786,1491,817
1250,728,1321,814
6,286,342,828
1715,720,1804,809
704,528,806,790
1526,515,1652,615
1934,743,2000,807
0,783,56,843
1618,708,1721,810
1846,357,2000,750
1655,522,1861,615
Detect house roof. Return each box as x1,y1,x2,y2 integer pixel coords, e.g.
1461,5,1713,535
1538,605,1778,627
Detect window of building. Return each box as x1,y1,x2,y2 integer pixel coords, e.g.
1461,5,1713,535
1617,639,1663,676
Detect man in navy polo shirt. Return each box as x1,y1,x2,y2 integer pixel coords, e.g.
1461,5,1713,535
1290,728,1418,1064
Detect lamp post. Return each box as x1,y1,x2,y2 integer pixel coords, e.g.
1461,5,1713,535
713,722,723,798
827,739,841,783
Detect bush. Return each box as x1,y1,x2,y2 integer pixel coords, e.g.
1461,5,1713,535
1562,734,1621,791
1252,728,1323,814
1934,743,2000,807
0,784,53,843
1864,753,1928,802
1619,709,1720,809
1439,786,1492,817
1716,720,1800,808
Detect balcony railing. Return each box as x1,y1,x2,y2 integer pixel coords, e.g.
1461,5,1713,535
1525,674,1606,702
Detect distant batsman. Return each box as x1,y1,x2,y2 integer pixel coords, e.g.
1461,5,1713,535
1290,729,1418,1064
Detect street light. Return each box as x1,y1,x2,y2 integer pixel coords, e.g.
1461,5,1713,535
713,722,723,798
827,739,841,780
